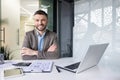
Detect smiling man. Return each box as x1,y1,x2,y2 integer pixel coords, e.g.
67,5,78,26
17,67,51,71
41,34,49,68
21,10,59,60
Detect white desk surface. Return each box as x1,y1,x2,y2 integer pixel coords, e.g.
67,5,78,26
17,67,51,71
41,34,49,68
0,57,120,80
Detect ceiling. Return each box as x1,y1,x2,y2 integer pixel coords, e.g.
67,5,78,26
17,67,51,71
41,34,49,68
20,0,39,16
20,0,77,16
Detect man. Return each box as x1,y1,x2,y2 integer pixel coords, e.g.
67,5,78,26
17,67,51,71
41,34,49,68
21,10,59,60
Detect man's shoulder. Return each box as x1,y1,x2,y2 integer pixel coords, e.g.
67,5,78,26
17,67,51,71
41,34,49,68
46,29,56,35
26,30,36,35
26,30,36,36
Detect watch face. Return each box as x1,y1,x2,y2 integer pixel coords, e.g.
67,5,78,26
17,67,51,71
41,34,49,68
0,54,4,64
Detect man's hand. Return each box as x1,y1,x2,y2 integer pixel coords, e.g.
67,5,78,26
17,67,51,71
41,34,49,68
47,44,57,52
21,47,38,56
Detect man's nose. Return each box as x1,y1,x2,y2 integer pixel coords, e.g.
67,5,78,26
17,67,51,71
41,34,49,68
38,21,42,24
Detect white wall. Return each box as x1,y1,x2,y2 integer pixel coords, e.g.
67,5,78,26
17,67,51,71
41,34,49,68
1,0,21,59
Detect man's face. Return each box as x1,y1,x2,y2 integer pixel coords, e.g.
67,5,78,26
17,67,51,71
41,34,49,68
34,14,48,31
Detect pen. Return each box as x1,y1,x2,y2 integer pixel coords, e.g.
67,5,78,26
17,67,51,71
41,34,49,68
55,65,61,73
55,65,76,73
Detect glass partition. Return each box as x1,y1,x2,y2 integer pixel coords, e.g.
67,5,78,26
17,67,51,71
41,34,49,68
74,0,120,64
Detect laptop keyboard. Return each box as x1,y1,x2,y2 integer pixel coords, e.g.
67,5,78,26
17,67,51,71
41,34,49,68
64,62,80,70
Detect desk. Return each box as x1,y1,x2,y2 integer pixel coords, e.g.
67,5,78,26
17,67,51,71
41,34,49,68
0,58,120,80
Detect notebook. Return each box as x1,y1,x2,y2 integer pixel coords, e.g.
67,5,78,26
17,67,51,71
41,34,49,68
56,43,109,74
4,68,24,78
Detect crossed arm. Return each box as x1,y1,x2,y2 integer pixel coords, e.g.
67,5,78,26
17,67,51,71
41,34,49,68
20,42,59,60
21,44,57,56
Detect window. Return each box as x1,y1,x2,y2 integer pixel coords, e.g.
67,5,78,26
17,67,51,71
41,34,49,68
74,0,120,62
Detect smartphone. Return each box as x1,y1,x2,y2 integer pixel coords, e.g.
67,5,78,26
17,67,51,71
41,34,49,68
12,62,31,66
4,68,24,78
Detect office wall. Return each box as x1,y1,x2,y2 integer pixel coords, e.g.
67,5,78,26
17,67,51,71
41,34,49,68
58,0,74,57
0,0,1,46
73,0,120,65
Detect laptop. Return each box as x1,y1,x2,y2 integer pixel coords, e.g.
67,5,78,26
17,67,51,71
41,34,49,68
56,43,109,74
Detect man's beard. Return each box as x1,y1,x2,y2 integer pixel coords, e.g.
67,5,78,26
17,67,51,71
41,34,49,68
36,25,46,32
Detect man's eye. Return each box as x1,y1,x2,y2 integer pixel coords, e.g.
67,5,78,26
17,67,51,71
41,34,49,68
36,20,39,22
42,19,45,20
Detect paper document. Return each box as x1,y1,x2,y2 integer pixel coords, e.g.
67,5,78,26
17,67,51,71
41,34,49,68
22,61,53,73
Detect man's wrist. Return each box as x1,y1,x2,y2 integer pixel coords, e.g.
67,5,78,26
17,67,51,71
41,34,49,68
33,51,38,56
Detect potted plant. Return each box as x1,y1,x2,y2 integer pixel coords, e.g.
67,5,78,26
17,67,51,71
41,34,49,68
0,46,12,60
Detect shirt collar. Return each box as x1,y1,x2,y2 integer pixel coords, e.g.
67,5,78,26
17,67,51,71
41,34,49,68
35,29,46,37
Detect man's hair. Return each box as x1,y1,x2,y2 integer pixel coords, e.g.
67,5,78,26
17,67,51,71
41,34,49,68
34,10,48,18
